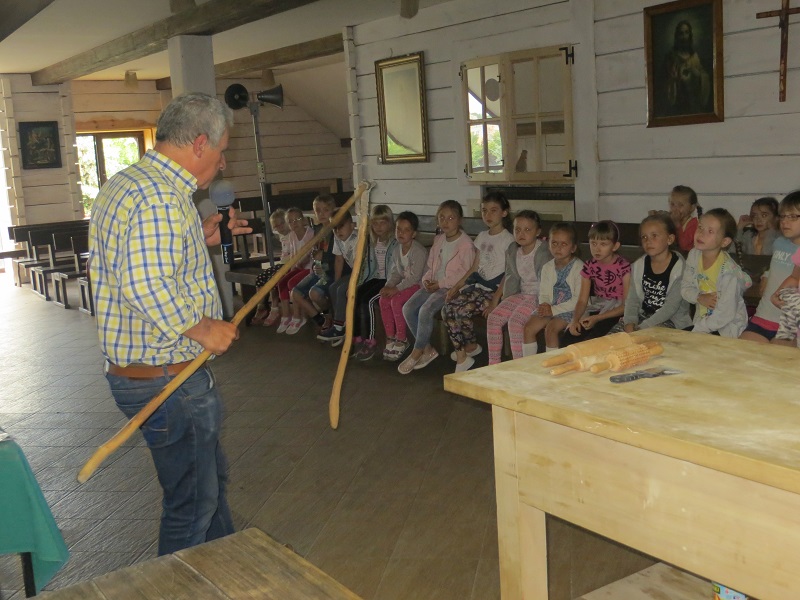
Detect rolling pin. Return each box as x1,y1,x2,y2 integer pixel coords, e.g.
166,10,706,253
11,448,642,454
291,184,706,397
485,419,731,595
542,332,638,367
589,342,663,374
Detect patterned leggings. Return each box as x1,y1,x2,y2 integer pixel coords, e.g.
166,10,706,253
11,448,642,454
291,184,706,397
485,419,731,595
776,287,800,343
441,285,495,351
486,294,539,364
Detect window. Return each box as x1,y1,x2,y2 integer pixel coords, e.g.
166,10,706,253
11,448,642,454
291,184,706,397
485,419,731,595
461,45,574,184
77,132,145,216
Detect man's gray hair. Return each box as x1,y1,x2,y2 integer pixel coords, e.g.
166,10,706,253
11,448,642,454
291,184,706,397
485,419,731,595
155,92,233,148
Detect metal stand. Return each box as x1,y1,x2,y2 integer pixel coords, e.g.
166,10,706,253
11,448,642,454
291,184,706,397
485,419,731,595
248,102,276,270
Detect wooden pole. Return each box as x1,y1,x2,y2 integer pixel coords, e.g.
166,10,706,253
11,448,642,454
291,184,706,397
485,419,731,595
329,187,371,429
77,182,369,483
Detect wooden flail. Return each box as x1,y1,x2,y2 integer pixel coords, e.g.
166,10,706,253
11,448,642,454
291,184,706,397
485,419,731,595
547,337,661,376
589,342,663,374
542,332,639,368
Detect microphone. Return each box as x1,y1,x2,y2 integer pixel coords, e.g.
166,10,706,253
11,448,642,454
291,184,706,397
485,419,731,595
209,179,236,264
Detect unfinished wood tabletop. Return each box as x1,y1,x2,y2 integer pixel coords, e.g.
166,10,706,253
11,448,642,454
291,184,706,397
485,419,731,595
444,328,800,496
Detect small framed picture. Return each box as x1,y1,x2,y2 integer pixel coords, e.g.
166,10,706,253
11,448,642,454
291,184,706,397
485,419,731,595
644,0,724,127
19,121,62,169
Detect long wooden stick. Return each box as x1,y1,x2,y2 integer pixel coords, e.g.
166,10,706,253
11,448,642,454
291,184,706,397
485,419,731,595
77,182,369,483
329,186,371,429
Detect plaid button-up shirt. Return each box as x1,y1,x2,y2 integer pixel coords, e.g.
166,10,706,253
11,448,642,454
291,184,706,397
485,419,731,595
89,150,221,366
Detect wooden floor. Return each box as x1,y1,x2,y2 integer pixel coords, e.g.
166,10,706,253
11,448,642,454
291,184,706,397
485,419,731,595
0,271,500,600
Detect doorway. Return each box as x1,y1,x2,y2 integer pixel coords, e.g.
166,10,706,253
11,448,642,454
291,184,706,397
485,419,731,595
76,131,145,217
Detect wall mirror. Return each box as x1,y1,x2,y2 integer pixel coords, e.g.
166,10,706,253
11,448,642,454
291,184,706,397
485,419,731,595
375,52,429,163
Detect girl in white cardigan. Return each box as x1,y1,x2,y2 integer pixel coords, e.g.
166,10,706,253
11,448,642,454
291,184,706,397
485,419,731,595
523,222,584,354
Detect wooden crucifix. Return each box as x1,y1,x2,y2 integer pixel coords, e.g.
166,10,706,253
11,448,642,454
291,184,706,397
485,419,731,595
757,0,800,101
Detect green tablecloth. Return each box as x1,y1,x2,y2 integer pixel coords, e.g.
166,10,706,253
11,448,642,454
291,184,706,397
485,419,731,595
0,433,69,593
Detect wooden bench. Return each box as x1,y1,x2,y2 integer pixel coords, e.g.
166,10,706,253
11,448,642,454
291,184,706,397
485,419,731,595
8,221,89,289
52,235,90,309
28,224,89,300
41,528,362,599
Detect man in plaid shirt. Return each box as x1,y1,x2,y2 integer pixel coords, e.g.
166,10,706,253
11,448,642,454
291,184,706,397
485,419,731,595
89,92,248,555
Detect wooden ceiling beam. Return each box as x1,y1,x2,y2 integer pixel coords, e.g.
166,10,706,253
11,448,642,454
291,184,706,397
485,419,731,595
155,33,343,90
0,0,57,44
30,0,319,85
216,33,343,78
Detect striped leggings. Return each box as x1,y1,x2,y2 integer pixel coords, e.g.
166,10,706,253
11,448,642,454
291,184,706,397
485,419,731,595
486,294,539,364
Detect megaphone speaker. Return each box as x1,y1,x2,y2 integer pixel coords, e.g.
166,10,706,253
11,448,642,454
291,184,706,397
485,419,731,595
224,83,250,110
256,84,284,108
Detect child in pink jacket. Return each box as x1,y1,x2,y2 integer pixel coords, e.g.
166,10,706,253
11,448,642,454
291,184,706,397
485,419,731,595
398,200,476,374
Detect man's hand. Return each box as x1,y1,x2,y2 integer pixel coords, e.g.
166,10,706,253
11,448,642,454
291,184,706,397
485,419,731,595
203,207,252,246
184,317,239,355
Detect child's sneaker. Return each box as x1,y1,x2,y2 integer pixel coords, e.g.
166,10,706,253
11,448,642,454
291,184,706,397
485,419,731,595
317,326,344,344
263,309,281,327
276,317,292,334
355,339,378,361
285,318,306,335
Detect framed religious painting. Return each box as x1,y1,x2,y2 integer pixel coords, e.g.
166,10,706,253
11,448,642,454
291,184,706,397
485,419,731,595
644,0,724,127
19,121,62,169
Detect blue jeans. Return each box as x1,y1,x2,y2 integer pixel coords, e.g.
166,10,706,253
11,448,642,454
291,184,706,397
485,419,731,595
402,288,448,350
106,365,234,555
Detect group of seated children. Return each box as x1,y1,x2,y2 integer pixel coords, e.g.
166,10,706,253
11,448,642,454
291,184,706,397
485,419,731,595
252,185,800,374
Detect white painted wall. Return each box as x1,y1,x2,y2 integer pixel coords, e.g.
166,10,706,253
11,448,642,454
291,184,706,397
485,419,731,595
217,77,353,197
595,0,800,223
350,0,800,224
350,0,598,218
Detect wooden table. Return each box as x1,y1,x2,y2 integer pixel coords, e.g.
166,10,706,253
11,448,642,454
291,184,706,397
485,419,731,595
42,528,362,599
0,432,69,596
444,328,800,600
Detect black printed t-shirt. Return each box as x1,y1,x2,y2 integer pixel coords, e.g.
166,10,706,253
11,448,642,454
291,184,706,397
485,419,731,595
641,253,679,317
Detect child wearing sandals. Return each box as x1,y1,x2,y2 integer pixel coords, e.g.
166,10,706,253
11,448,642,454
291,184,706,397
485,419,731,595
523,222,584,354
486,210,552,366
380,211,428,361
441,192,515,372
398,200,476,375
253,208,313,328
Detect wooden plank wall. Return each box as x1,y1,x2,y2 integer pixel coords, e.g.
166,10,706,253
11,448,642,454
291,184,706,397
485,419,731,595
350,0,600,217
0,74,82,225
594,0,800,223
71,80,163,132
217,77,353,198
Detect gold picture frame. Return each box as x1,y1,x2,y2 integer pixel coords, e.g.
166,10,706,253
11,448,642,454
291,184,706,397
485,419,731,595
375,52,429,163
644,0,724,127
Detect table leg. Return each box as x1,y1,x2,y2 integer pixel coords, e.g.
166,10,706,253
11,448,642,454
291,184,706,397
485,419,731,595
21,552,36,597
